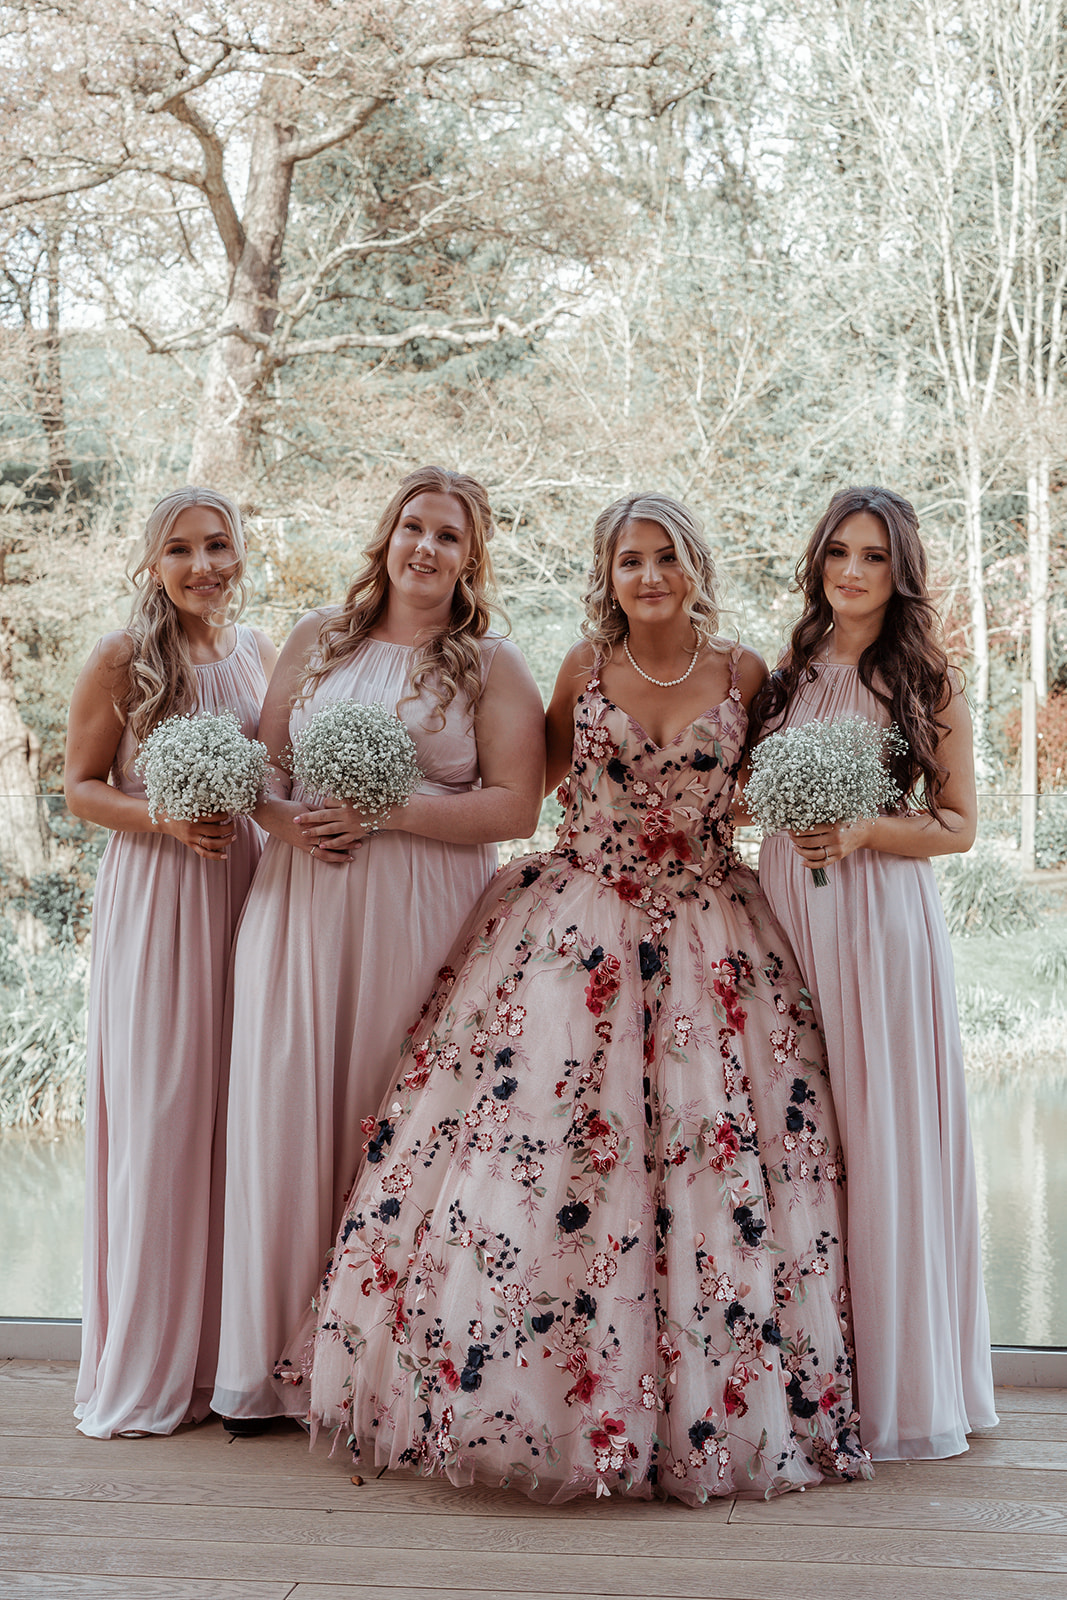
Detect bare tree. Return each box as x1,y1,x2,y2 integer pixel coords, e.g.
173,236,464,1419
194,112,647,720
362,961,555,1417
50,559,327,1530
992,0,1067,703
0,1,720,493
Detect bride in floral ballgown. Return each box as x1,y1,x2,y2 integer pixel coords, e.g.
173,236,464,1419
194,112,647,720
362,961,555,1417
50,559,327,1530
289,493,872,1503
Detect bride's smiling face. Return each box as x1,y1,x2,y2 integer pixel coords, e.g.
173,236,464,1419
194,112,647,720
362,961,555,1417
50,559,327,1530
610,520,688,627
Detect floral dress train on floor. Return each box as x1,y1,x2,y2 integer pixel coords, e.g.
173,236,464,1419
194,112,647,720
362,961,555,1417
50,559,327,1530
290,653,872,1502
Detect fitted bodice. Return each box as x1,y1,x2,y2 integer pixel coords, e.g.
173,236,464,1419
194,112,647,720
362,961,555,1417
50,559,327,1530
554,654,746,898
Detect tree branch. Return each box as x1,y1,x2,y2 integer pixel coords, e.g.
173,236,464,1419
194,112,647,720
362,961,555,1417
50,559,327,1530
0,165,132,213
273,303,573,358
287,95,393,164
168,97,245,266
131,302,572,360
279,191,482,327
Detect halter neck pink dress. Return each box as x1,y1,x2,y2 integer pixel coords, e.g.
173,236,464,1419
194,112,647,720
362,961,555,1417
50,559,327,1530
212,636,503,1421
758,660,998,1460
290,653,871,1502
74,625,267,1438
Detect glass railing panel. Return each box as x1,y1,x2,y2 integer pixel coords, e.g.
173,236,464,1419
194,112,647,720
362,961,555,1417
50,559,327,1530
957,793,1067,1347
1,794,100,1318
1,791,1064,1345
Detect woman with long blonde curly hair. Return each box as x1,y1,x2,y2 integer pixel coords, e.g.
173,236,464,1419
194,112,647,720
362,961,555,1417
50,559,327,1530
213,464,544,1430
64,486,276,1438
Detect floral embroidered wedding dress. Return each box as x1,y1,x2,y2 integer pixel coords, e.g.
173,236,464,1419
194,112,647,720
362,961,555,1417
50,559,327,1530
289,653,872,1502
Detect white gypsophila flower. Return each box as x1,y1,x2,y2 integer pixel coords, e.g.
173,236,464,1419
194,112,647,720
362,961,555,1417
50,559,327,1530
289,698,424,823
744,715,905,838
136,710,268,824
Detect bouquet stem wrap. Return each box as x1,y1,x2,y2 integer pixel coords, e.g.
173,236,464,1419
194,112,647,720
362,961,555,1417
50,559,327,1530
289,699,424,829
136,710,268,824
744,715,905,885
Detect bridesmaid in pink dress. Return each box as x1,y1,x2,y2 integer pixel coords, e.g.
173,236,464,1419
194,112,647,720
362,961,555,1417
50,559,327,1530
65,487,276,1438
752,486,998,1460
212,466,544,1429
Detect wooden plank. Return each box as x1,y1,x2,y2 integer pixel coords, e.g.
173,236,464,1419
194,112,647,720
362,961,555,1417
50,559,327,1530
0,1358,77,1383
5,1537,1067,1598
993,1388,1067,1415
0,1463,722,1521
286,1583,1064,1600
0,1580,291,1599
832,1461,1067,1502
0,1500,745,1557
290,1592,650,1600
0,1422,345,1477
3,1513,1066,1572
915,1434,1067,1471
5,1440,1064,1508
729,1487,1067,1536
969,1414,1067,1442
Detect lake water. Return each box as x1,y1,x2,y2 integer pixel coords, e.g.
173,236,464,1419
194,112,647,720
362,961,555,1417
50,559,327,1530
2,1080,1065,1346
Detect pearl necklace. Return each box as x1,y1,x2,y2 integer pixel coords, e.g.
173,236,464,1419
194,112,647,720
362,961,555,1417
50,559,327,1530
623,636,701,687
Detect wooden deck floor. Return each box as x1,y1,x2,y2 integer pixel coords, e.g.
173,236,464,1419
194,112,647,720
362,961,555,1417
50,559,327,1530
1,1361,1064,1600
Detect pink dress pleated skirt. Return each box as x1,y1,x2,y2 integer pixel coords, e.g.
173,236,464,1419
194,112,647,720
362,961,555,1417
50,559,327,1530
758,661,998,1459
212,637,502,1419
75,626,267,1438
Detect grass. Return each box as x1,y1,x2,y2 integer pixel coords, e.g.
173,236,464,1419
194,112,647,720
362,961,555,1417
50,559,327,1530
951,916,1067,1084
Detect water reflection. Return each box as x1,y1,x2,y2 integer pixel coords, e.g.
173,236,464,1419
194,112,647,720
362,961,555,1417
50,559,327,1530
1,1128,84,1318
969,1078,1067,1346
3,1083,1065,1346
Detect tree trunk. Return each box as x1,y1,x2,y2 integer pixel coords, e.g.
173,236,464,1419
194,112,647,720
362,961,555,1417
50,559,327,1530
37,220,72,495
961,429,990,749
1026,447,1050,704
0,618,50,952
188,81,296,494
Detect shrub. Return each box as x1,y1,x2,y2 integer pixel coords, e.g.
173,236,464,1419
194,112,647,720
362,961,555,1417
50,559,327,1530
23,870,92,947
958,982,1067,1083
1000,688,1067,788
935,846,1045,936
1035,792,1067,870
1034,941,1067,984
0,945,88,1128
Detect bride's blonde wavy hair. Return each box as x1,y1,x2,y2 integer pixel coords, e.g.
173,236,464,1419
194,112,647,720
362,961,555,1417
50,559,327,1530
582,491,731,656
299,465,501,724
122,486,249,748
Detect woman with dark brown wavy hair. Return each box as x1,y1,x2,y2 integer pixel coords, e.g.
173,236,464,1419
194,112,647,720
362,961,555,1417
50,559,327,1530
751,485,998,1462
212,465,544,1430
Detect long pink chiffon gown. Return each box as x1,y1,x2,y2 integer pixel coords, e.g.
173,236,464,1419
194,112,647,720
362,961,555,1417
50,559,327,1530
292,654,872,1502
75,625,267,1438
211,636,503,1420
758,661,998,1460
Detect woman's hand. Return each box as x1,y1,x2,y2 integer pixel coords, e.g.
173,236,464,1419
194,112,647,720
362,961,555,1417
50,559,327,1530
789,817,872,868
257,794,354,864
295,800,373,855
159,812,237,860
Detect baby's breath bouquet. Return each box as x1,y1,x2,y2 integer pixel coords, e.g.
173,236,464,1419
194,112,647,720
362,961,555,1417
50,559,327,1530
745,715,905,884
290,699,423,829
136,710,268,824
